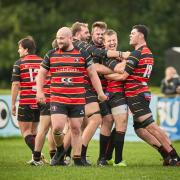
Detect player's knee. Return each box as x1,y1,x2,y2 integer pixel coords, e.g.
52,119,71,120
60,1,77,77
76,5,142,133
53,129,64,137
71,127,81,136
133,116,154,130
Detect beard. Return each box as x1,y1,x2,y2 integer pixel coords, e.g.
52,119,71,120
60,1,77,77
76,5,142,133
58,42,69,51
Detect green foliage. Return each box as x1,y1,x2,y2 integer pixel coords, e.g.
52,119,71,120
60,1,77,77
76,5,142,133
0,0,180,87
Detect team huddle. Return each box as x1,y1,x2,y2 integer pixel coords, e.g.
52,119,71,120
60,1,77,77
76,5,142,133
11,21,180,167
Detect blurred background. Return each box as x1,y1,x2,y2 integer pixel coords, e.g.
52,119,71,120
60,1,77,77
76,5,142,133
0,0,180,88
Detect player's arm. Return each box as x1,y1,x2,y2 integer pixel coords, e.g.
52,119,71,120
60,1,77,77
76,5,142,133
94,63,114,75
105,50,141,81
113,60,127,74
36,54,50,103
87,63,108,102
11,81,20,116
107,50,130,59
104,72,129,81
11,60,21,116
74,40,130,59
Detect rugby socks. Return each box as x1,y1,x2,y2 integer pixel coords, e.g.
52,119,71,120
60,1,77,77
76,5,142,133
106,128,116,160
66,146,72,157
81,144,88,158
57,144,66,161
114,131,125,164
157,145,169,159
99,134,110,159
24,135,35,152
49,150,56,159
169,145,179,159
33,151,41,161
73,155,83,166
33,134,36,138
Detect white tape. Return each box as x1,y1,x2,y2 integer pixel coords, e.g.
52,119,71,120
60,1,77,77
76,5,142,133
111,104,128,115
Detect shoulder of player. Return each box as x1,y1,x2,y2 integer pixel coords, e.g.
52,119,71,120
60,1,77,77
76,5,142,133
45,48,58,58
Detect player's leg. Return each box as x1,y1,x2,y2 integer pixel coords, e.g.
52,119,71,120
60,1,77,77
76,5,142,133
50,113,67,166
97,101,113,166
81,102,102,165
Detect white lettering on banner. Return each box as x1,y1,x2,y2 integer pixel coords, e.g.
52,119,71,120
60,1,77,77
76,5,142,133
158,100,179,126
162,127,177,133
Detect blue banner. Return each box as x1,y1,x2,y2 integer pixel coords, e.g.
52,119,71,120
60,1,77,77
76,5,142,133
157,96,180,140
0,95,20,136
0,94,161,142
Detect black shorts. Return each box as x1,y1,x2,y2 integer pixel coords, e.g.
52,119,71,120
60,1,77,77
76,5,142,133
38,103,50,116
18,105,40,122
99,101,111,117
99,92,127,117
85,89,98,104
107,92,127,108
50,102,85,118
127,92,152,119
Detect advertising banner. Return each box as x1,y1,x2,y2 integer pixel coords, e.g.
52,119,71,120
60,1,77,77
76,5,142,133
157,96,180,140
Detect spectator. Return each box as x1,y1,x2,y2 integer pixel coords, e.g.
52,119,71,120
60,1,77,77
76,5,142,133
161,66,180,95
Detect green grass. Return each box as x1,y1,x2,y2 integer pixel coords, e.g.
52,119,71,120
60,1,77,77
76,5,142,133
0,137,180,180
0,87,161,95
150,86,161,95
0,89,11,95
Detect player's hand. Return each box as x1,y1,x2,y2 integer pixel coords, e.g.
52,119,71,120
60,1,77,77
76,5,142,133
116,56,123,61
98,93,108,102
122,51,131,59
36,91,46,104
12,105,16,116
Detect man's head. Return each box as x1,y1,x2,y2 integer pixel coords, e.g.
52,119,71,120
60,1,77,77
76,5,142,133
71,22,90,42
18,36,36,57
91,21,107,46
56,27,73,51
103,29,118,51
165,66,178,79
129,25,149,47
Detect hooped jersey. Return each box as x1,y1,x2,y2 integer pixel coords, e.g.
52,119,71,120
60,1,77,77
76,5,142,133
124,45,154,97
41,48,92,105
12,54,43,105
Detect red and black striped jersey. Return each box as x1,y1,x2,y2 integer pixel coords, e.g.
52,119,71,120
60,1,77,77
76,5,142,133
73,39,94,90
43,71,51,103
124,45,154,97
41,48,93,105
89,41,107,91
73,39,107,59
101,58,124,93
12,54,43,105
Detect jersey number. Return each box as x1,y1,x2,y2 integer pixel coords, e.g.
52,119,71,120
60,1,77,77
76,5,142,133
143,65,152,78
29,68,39,82
29,68,39,90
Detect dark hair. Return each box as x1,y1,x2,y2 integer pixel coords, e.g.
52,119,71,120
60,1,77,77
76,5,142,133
132,25,149,40
18,36,36,54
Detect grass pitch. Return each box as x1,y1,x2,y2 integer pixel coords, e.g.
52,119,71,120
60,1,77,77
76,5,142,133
0,137,180,180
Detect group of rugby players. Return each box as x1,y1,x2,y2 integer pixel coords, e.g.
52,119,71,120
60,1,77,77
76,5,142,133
11,21,180,167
